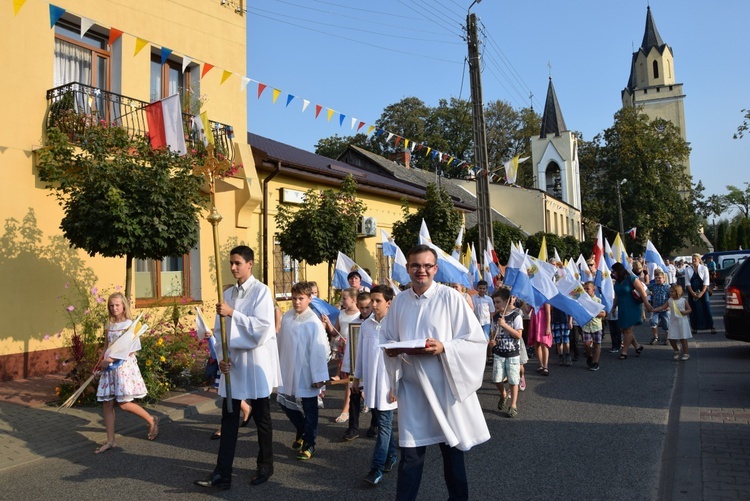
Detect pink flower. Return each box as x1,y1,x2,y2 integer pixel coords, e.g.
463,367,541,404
55,353,60,360
64,282,69,289
115,285,122,290
90,287,99,296
84,309,90,315
96,297,104,304
66,305,75,312
44,334,51,340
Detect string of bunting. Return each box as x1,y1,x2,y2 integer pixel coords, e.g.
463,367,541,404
14,0,478,175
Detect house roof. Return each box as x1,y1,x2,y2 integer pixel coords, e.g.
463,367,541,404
248,132,429,202
539,77,567,138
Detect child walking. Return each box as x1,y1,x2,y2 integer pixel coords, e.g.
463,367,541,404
648,269,671,345
94,292,158,454
472,280,495,340
582,282,607,371
353,285,398,486
551,305,573,366
489,288,524,418
657,284,693,361
277,282,331,460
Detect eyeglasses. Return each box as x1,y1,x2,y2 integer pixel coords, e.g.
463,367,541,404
408,263,436,271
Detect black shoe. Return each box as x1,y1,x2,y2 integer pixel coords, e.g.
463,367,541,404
250,467,273,486
589,363,600,372
194,473,231,490
367,426,378,438
343,428,360,441
586,356,593,367
383,455,398,473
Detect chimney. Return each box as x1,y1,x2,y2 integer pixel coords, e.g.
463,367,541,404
390,150,410,169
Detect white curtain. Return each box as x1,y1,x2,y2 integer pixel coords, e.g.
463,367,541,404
54,38,91,88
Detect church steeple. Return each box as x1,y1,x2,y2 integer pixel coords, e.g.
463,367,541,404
539,77,567,139
640,6,664,51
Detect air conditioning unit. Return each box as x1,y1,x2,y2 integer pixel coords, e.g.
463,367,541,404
357,216,377,237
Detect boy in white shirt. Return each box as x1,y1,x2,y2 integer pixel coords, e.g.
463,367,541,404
472,280,495,340
489,288,523,418
277,282,331,461
354,285,397,486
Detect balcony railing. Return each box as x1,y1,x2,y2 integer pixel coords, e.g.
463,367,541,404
45,82,235,163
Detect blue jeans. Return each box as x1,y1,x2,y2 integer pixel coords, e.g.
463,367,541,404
481,324,491,340
371,408,397,471
396,443,468,501
280,396,319,447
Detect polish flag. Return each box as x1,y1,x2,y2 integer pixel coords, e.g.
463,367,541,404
591,225,603,271
145,94,186,155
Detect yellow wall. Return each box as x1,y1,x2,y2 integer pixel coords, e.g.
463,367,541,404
0,1,258,367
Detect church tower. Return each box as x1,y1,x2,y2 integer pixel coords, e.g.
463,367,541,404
531,77,581,210
622,6,690,175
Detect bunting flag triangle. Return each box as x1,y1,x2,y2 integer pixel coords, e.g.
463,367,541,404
426,147,431,156
108,28,124,47
339,113,345,126
272,88,281,103
182,56,192,73
257,83,267,98
386,132,394,143
366,125,375,135
201,63,214,79
350,117,357,129
134,38,149,56
80,17,95,37
49,4,65,28
357,121,365,132
394,137,402,147
314,104,322,118
302,99,310,112
326,109,334,122
404,139,410,149
13,0,28,16
240,76,250,91
160,47,172,65
286,94,295,107
221,70,233,85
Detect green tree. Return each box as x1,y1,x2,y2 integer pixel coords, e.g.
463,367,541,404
391,183,463,253
464,221,527,264
275,175,365,299
578,107,699,256
37,126,206,298
734,108,750,139
717,220,728,251
314,133,371,159
723,182,750,219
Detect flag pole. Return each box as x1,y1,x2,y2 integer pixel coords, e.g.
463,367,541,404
199,144,233,413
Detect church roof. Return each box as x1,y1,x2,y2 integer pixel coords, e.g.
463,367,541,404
640,6,664,51
539,77,566,139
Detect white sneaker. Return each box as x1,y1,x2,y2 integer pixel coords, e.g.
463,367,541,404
519,375,526,392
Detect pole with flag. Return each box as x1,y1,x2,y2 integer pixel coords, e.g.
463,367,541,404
538,235,549,262
451,226,464,261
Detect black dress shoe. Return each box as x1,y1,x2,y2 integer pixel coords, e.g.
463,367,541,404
194,473,231,490
250,467,273,486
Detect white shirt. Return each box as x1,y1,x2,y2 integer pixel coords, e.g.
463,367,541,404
214,276,280,400
684,264,710,288
382,282,490,451
667,264,677,284
353,315,397,411
472,294,495,326
277,308,331,399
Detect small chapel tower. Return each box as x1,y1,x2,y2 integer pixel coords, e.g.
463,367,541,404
622,6,690,175
531,77,581,210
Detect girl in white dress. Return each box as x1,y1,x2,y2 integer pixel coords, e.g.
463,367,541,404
94,292,159,453
662,284,693,361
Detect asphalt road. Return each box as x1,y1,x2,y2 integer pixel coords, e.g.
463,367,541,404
0,320,687,500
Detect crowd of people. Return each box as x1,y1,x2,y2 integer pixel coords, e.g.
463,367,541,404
91,244,717,500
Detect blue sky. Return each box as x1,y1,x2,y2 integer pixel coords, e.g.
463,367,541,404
246,0,749,199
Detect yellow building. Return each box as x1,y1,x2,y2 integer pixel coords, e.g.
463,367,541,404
0,0,259,379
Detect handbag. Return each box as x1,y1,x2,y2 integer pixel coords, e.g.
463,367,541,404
630,275,643,304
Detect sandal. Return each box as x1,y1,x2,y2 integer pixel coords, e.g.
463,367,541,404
210,430,221,440
536,366,544,373
710,328,716,335
541,368,549,376
618,354,628,360
148,416,160,441
635,346,644,356
94,442,116,454
334,412,349,423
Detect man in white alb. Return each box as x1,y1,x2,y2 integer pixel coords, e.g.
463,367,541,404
382,244,490,501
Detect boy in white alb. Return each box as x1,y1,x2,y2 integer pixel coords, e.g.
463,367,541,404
277,282,331,461
472,280,495,340
354,285,397,486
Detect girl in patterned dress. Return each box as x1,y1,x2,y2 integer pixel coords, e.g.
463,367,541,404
94,292,159,454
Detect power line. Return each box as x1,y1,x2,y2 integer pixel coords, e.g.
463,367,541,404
396,0,464,38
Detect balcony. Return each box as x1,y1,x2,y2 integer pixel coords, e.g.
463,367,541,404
44,82,235,163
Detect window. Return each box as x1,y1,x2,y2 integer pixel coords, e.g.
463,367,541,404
652,60,659,79
54,19,109,89
135,249,201,304
150,53,200,113
273,242,305,299
376,243,389,285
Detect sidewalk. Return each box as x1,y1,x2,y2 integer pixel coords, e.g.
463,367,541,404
0,373,219,472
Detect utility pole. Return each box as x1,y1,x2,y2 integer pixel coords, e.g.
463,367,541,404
466,4,493,259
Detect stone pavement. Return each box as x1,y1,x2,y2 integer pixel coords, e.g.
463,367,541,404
1,292,749,500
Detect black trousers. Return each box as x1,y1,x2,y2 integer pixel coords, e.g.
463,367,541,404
396,443,468,501
215,397,273,479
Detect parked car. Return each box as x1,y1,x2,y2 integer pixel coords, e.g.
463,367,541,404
703,250,750,289
724,258,750,343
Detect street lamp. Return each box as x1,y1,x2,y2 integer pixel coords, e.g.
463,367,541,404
615,178,627,237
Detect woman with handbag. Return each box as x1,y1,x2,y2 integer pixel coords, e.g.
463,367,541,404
685,253,716,334
611,262,653,360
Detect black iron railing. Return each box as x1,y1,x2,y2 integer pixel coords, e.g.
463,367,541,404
45,82,235,163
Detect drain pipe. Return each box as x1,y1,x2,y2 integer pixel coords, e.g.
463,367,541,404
262,161,282,285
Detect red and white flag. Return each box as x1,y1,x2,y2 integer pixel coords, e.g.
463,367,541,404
145,94,186,155
592,225,603,271
626,227,637,239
